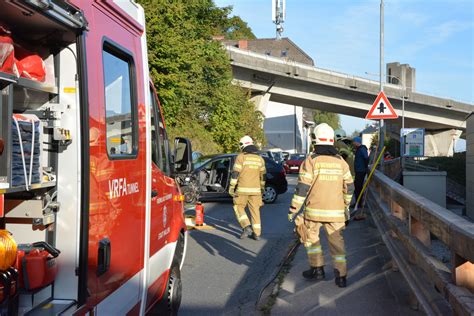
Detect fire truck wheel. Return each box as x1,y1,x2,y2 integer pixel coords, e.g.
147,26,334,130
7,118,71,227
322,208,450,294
164,264,182,315
150,263,182,316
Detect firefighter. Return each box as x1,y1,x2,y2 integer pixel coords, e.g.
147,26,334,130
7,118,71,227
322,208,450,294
289,123,354,287
334,129,355,176
229,136,266,240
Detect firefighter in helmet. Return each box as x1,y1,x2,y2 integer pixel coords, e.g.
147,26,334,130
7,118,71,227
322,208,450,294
334,129,355,176
289,123,354,287
229,136,266,240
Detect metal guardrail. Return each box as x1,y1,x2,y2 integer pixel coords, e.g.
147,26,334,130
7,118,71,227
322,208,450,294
367,170,474,315
404,159,439,172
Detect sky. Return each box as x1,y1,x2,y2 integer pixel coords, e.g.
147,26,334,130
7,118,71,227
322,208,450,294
215,0,474,135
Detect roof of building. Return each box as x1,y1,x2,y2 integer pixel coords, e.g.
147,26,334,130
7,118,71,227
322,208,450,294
361,125,378,134
223,37,314,66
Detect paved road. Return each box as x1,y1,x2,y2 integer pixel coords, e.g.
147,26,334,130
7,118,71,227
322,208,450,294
179,176,298,315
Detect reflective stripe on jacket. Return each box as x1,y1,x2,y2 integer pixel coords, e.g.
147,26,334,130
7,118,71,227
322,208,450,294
290,154,354,222
229,153,266,196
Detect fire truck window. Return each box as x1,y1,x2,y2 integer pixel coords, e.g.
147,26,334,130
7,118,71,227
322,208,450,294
103,47,136,158
158,120,170,175
149,101,159,167
149,86,170,175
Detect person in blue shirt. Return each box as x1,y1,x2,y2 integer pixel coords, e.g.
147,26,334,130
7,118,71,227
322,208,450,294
352,137,369,208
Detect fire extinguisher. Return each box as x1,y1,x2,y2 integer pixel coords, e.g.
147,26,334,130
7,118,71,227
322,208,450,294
195,202,204,226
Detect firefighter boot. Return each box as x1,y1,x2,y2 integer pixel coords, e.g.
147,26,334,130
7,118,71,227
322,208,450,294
334,269,347,288
251,232,260,241
240,226,252,239
302,266,325,280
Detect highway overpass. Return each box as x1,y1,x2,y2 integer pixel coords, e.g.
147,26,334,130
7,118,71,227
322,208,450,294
226,46,473,131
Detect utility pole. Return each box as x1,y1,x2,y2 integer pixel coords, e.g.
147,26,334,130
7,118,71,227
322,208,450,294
379,0,385,170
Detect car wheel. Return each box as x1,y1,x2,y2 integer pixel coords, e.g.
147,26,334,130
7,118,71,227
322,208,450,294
263,185,278,204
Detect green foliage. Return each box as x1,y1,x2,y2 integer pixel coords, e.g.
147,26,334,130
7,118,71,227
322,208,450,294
221,15,256,40
167,119,222,154
137,0,262,154
420,153,466,186
351,130,361,138
313,110,341,130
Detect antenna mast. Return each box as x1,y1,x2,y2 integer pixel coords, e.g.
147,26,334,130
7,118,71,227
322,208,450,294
272,0,286,39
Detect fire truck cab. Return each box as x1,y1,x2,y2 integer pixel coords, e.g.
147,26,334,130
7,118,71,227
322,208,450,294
0,1,191,315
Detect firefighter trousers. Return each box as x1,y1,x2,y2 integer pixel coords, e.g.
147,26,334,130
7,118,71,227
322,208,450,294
303,221,347,276
233,194,263,236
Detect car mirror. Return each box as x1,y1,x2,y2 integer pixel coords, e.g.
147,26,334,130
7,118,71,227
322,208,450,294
173,137,193,174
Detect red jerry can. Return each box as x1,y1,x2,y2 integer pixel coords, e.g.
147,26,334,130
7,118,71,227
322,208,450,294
195,202,204,226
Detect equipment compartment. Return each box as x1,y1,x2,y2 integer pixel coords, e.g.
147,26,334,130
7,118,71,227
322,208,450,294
0,1,83,314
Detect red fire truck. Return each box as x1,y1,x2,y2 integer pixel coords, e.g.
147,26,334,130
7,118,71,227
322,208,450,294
0,1,191,315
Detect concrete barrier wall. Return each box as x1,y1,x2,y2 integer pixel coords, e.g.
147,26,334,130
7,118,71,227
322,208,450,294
467,114,474,219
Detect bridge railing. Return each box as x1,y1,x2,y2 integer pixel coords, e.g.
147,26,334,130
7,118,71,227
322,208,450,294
367,170,474,315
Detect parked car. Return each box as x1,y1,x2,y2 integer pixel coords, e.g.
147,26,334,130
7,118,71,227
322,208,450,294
283,153,307,173
188,153,288,203
260,150,283,164
192,151,203,162
262,148,285,164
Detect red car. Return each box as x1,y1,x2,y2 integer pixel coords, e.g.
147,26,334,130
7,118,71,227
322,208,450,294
284,153,307,173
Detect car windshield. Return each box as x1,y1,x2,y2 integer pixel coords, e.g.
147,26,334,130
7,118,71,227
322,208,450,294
272,152,283,161
289,154,306,161
194,156,213,169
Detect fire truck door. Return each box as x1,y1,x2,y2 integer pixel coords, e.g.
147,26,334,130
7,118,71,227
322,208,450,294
85,2,146,312
146,86,175,307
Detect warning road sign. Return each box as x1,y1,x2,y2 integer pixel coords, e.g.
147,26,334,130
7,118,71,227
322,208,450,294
366,91,398,120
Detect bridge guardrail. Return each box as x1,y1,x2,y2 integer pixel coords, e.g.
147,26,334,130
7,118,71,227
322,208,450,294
367,170,474,315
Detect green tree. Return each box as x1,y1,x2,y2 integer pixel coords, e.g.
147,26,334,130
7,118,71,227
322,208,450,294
313,110,341,130
351,130,361,138
221,15,256,40
138,0,262,154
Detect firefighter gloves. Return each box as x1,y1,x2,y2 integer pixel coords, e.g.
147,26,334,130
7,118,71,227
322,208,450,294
288,212,294,222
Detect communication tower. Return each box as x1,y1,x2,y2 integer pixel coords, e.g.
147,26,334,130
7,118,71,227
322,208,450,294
272,0,286,39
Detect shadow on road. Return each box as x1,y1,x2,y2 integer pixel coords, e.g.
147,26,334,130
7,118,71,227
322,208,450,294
190,229,257,265
179,182,297,315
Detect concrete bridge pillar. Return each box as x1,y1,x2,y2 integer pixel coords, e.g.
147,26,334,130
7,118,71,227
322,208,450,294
250,92,271,117
424,129,462,157
467,113,474,219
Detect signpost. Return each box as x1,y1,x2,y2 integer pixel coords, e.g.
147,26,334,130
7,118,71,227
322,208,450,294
401,128,425,157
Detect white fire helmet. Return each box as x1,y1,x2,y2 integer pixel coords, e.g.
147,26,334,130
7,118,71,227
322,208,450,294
239,135,254,150
313,123,335,145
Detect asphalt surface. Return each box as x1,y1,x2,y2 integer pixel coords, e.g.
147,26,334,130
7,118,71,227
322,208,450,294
179,176,298,315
